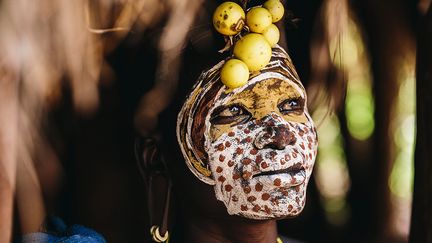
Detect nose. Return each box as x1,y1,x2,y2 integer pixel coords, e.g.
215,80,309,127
254,125,296,150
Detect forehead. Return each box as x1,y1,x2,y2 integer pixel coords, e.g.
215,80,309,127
213,68,306,105
227,78,304,107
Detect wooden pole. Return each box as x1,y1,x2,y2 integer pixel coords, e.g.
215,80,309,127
410,6,432,243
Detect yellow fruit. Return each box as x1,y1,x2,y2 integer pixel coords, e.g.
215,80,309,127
246,7,272,33
233,33,272,72
262,24,280,47
213,2,245,36
221,59,250,89
263,0,285,23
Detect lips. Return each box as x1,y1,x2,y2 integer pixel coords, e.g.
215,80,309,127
252,163,306,187
253,162,304,177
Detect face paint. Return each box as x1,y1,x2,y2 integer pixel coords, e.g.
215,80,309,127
177,45,318,219
206,77,317,219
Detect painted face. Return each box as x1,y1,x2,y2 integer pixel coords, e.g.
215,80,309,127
177,46,318,220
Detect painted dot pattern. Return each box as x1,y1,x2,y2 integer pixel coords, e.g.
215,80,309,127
206,112,318,220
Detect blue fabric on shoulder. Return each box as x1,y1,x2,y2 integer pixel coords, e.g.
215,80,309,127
20,217,106,243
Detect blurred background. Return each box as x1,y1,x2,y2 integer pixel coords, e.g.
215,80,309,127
0,0,429,242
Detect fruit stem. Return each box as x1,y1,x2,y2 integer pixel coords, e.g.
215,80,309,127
218,36,234,53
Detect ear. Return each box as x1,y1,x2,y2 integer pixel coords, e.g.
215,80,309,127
135,137,173,241
135,137,167,181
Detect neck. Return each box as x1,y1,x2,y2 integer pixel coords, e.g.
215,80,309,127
181,212,278,243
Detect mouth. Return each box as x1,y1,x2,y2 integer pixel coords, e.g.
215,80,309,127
253,163,304,177
252,163,306,186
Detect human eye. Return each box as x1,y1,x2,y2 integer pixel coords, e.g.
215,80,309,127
210,104,251,125
278,97,304,114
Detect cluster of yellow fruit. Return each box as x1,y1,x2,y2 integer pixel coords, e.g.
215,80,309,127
212,0,285,89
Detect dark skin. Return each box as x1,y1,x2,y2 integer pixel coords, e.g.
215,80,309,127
165,145,280,243
183,213,278,243
147,1,291,242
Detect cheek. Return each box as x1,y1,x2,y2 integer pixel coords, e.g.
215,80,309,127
210,124,234,143
208,125,257,169
207,124,262,189
293,123,318,172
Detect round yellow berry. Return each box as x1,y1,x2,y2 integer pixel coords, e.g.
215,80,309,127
263,0,285,23
262,24,280,47
233,33,272,72
221,59,250,89
246,7,272,33
213,2,245,36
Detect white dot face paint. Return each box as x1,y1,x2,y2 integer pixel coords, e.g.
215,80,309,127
176,45,318,220
205,79,317,220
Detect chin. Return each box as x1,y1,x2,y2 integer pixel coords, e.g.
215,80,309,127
235,197,307,220
214,177,310,220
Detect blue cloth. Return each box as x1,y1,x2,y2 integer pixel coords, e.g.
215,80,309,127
20,217,106,243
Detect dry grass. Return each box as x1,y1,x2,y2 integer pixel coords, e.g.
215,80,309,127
0,0,202,240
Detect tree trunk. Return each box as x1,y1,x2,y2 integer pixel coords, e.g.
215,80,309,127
410,6,432,243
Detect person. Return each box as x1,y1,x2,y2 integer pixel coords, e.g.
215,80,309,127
136,42,318,242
